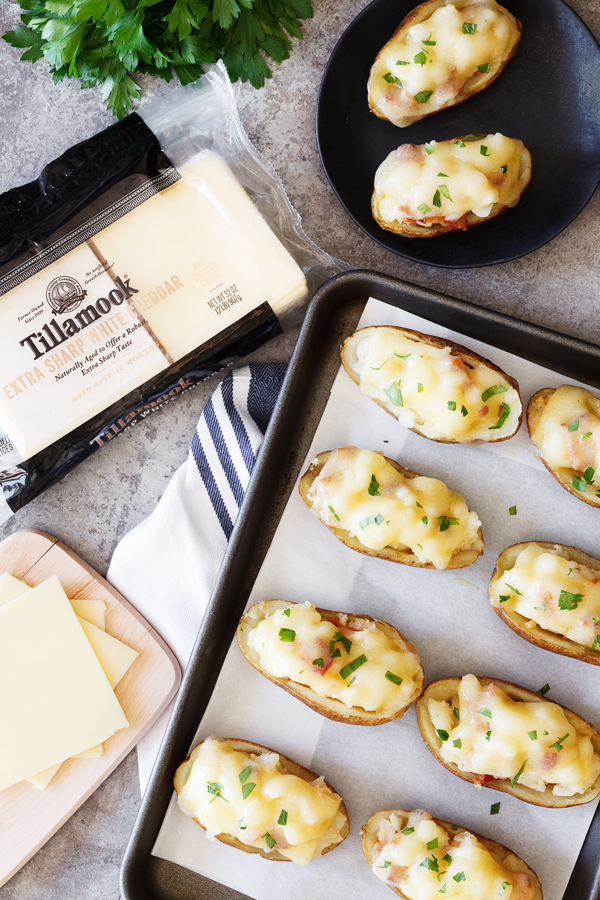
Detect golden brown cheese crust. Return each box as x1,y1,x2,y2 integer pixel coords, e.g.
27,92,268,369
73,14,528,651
416,677,600,807
340,325,522,443
298,450,484,569
173,738,349,861
361,808,543,900
237,600,425,725
371,134,531,237
367,0,521,128
527,387,600,509
489,542,600,667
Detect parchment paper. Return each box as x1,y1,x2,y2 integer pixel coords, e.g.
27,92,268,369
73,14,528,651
153,297,600,900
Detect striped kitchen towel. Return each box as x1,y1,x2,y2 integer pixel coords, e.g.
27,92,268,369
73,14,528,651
107,362,287,792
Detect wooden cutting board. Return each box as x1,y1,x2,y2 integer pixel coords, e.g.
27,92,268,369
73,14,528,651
0,528,181,888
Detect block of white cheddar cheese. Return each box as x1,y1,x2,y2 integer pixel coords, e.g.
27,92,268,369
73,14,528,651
0,576,128,790
92,152,308,363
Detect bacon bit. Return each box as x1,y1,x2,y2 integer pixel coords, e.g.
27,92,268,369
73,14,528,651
511,871,537,900
415,214,469,231
395,143,422,162
474,773,496,785
478,405,489,417
387,864,408,886
542,750,558,770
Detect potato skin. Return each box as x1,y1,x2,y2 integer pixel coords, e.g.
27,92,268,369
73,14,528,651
367,0,522,128
527,388,600,509
341,325,522,443
298,450,484,569
174,738,349,861
489,542,600,667
416,677,600,807
237,600,425,724
361,808,543,900
371,135,532,237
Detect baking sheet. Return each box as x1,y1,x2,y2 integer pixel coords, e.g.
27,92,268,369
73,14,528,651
151,296,600,900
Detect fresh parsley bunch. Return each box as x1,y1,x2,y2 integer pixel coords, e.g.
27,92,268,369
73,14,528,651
3,0,315,118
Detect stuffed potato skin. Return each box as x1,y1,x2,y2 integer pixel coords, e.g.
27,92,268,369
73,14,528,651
527,387,600,509
372,133,532,237
341,325,522,442
362,808,543,900
299,449,484,569
174,737,349,862
416,677,600,808
368,0,522,128
489,542,600,667
237,600,425,725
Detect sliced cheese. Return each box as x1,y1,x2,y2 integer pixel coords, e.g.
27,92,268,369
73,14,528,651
0,575,128,790
74,743,103,759
0,571,30,604
27,763,63,791
77,617,138,689
70,598,106,630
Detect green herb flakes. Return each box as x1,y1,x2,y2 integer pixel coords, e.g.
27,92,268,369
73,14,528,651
501,165,508,176
490,802,501,815
582,431,593,439
433,189,442,208
262,832,276,849
397,59,409,65
499,595,510,603
384,379,404,407
283,608,291,617
420,855,439,872
453,871,466,882
462,21,477,32
461,405,468,416
239,766,252,785
340,654,367,679
401,826,415,835
505,583,522,595
418,204,432,215
528,730,538,740
422,515,428,526
427,838,439,850
568,420,579,432
414,50,428,66
207,782,227,803
489,402,510,430
328,505,341,522
439,886,446,894
418,382,424,392
439,185,452,201
332,631,352,654
277,809,288,825
437,729,450,742
423,32,436,45
485,730,491,741
360,514,384,529
378,860,392,868
368,474,381,496
438,515,459,531
279,628,295,642
584,466,596,484
591,635,600,651
558,590,585,610
538,683,550,696
448,400,456,410
480,145,490,156
478,62,490,72
453,738,462,748
550,733,569,752
499,883,511,897
510,760,527,787
438,172,449,177
425,143,435,155
385,670,403,685
312,658,324,667
509,506,517,515
415,90,434,103
383,72,402,86
443,853,452,864
242,782,256,799
481,384,508,403
453,707,460,721
479,707,492,718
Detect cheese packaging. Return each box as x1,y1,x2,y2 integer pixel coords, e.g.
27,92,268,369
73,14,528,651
0,62,342,522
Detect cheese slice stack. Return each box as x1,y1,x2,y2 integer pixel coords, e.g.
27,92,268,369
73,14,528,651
0,573,138,791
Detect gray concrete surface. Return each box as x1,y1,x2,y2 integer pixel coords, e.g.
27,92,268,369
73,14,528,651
0,0,599,895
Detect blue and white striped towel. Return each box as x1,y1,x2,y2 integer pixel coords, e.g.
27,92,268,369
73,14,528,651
107,363,287,793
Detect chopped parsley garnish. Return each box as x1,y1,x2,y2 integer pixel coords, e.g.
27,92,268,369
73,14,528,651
277,809,288,825
312,658,324,667
478,62,490,72
378,860,391,868
499,883,512,897
422,515,428,526
418,382,424,392
479,707,492,718
368,474,381,496
481,384,508,403
550,733,569,752
510,760,527,787
453,871,466,882
370,357,393,370
489,402,510,430
485,730,491,741
383,72,402,86
423,32,436,45
509,505,517,515
437,729,449,742
439,185,452,201
421,855,439,872
453,738,462,748
239,766,252,785
416,501,423,508
501,164,508,176
415,90,433,103
331,647,341,658
535,598,549,610
593,616,599,622
454,140,466,147
283,608,290,617
414,50,428,66
427,838,439,850
528,730,537,740
262,832,276,849
538,683,550,696
360,514,384,529
439,886,446,894
568,420,579,432
505,583,522,595
490,802,501,815
242,782,256,799
425,142,435,155
331,631,352,654
396,59,409,65
443,853,452,864
582,431,593,439
584,466,596,483
396,353,412,360
499,595,510,602
433,189,442,208
238,820,247,829
279,628,296,642
558,589,585,610
461,405,468,416
462,21,477,32
207,782,227,803
591,635,600,651
401,826,415,835
448,400,456,410
437,172,449,177
385,670,403,685
384,379,404,407
328,505,341,521
450,825,459,830
340,654,367,679
453,707,460,721
418,204,432,215
417,543,423,550
438,515,459,531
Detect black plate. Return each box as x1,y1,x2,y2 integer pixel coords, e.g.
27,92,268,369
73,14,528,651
316,0,600,268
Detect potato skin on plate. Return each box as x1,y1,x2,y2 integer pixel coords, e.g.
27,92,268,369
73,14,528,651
237,599,424,724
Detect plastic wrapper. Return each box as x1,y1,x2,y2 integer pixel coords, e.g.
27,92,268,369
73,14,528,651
0,62,343,522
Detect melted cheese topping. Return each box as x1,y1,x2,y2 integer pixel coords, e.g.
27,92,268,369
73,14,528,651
496,543,600,651
369,0,519,127
246,602,422,712
350,328,519,439
374,133,525,225
530,385,600,503
176,737,344,865
429,675,600,795
306,447,481,569
370,810,535,900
